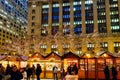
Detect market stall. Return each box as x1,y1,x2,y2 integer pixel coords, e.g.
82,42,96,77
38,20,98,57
62,52,79,72
62,51,79,80
96,51,116,80
28,52,45,78
115,53,120,79
0,54,25,68
44,52,62,78
79,53,96,79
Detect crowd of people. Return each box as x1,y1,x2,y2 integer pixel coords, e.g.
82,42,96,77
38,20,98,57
0,63,42,80
52,63,78,80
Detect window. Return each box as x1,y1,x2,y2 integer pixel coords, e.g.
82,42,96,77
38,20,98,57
32,9,35,14
32,16,35,20
100,42,108,51
87,43,94,51
31,22,35,26
114,42,120,53
31,29,34,33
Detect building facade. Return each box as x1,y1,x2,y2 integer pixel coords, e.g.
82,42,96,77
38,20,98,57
27,0,120,56
0,0,27,46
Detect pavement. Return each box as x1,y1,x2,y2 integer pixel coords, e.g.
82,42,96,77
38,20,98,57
22,79,61,80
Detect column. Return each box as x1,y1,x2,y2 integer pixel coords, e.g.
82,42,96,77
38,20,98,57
81,0,86,34
81,1,87,53
70,0,74,36
93,0,100,52
59,1,63,33
48,2,52,36
105,0,111,34
70,0,75,53
93,0,98,32
27,2,32,36
36,2,42,37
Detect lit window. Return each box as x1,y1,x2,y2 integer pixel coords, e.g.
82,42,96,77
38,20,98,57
40,44,47,49
32,4,36,8
42,5,49,8
53,4,59,7
51,45,58,49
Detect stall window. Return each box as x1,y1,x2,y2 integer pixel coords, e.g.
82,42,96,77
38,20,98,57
97,59,105,71
88,59,95,71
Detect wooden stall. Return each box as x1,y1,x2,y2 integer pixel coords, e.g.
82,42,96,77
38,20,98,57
0,55,25,68
96,51,116,80
62,52,79,72
28,53,45,78
44,52,62,79
115,53,120,79
79,53,96,79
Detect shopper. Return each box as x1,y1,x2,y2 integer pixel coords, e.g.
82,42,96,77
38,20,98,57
104,65,110,80
111,66,118,80
26,64,32,80
53,65,58,80
36,64,42,80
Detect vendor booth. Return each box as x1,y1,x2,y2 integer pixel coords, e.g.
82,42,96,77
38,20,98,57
96,51,116,80
0,54,26,68
28,53,45,78
115,53,120,79
79,53,96,79
44,52,61,79
62,52,79,80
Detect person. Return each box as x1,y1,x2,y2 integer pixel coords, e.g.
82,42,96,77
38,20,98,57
10,65,23,80
67,64,72,75
36,64,42,80
0,63,5,80
32,64,36,80
73,63,78,75
26,64,32,80
111,66,118,80
104,65,110,80
5,64,12,75
61,67,65,80
53,65,58,80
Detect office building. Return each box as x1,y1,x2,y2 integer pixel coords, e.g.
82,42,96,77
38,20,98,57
0,0,28,46
27,0,120,56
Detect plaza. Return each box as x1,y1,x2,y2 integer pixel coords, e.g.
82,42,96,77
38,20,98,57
0,0,120,80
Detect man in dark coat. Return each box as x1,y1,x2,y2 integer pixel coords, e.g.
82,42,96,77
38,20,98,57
111,66,118,80
26,64,32,80
36,64,42,80
104,65,110,80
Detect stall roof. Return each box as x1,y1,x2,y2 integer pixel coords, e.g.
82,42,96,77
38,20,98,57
0,55,7,60
0,55,26,61
44,52,61,60
96,51,117,58
80,53,95,58
62,51,80,59
28,52,45,60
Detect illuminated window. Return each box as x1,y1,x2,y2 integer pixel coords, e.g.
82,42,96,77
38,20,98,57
63,44,70,49
42,5,49,8
100,42,108,51
32,4,36,8
40,44,47,49
114,42,120,53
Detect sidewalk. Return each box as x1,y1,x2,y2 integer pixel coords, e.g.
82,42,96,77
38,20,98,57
22,79,61,80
